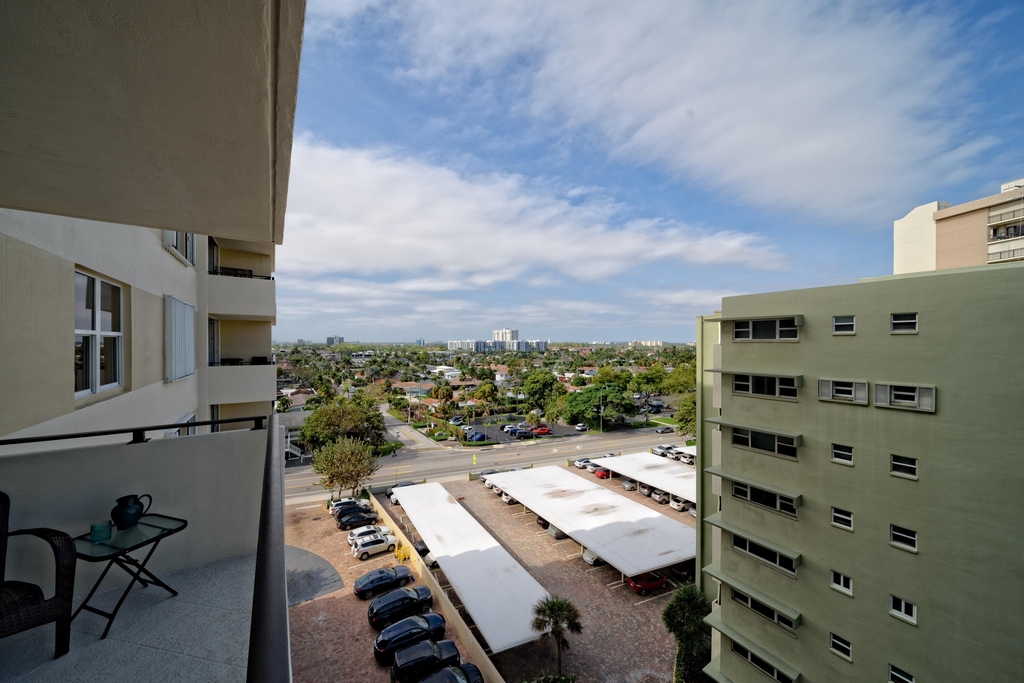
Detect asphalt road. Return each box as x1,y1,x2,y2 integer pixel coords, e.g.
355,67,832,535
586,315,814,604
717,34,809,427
283,414,685,503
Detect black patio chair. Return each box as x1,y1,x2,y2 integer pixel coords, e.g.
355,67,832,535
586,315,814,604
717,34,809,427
1,492,76,658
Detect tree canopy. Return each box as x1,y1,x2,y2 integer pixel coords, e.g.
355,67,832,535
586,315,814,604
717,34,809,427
311,437,381,499
662,584,712,683
532,595,583,677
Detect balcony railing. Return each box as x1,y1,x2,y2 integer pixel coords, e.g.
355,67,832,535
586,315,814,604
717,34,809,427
0,415,291,682
209,266,274,281
988,207,1024,226
989,247,1024,263
988,223,1024,242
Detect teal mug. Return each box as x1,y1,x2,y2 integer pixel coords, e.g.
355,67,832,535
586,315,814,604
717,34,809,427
90,521,113,543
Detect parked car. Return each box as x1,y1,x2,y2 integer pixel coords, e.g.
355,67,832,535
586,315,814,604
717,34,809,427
492,484,503,496
651,489,670,504
651,444,674,456
650,399,665,407
353,533,398,560
532,426,550,435
348,525,393,546
573,457,592,469
582,547,604,566
479,469,498,486
586,462,601,472
648,407,662,414
354,565,413,599
536,516,550,529
501,491,518,505
368,586,434,629
517,422,531,430
621,479,638,491
460,425,474,432
638,483,653,497
338,511,380,530
327,497,360,513
373,613,447,664
669,496,693,512
655,426,674,434
506,426,519,436
413,541,431,557
448,417,464,426
574,423,588,432
626,571,668,596
419,664,484,683
423,551,438,569
388,481,416,504
594,467,611,479
331,501,372,518
390,639,460,683
500,424,513,432
468,431,487,442
688,506,697,518
515,430,535,439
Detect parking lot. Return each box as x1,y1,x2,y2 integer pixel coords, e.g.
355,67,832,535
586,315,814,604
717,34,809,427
442,466,686,683
284,504,476,683
463,417,584,444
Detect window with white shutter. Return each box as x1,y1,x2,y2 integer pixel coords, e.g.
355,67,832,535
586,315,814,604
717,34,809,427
818,379,868,405
874,384,935,412
165,295,196,382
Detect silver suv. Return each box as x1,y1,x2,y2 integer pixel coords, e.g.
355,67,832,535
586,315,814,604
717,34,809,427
352,533,398,561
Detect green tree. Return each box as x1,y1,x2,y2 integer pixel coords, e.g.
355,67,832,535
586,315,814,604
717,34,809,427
311,437,381,499
475,380,498,404
563,386,639,429
531,595,583,677
662,585,712,683
526,412,541,427
275,396,292,413
676,393,696,435
298,404,344,451
663,364,697,395
522,369,559,409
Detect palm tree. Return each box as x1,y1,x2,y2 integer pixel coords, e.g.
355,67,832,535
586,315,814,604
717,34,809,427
661,584,712,683
531,595,583,676
275,396,292,413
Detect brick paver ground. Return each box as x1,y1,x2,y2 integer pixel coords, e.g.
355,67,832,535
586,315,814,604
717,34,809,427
284,503,474,683
444,465,686,683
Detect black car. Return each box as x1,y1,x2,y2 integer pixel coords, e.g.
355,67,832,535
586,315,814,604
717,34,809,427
373,613,447,664
354,565,413,599
390,639,460,683
420,663,484,683
413,541,431,557
331,501,372,518
536,516,550,529
515,430,535,439
338,511,379,530
369,586,434,629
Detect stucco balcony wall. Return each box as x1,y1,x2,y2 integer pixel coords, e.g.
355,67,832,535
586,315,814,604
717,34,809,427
207,273,276,321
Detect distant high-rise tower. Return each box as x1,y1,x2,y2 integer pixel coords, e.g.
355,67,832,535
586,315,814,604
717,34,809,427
492,328,519,342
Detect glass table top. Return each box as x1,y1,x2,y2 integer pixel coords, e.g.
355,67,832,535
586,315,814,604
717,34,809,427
74,514,187,560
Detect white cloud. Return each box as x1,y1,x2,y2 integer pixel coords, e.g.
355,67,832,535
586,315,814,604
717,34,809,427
309,0,994,224
280,137,785,286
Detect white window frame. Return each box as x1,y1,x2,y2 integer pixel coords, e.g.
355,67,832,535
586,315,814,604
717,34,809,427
732,588,796,633
831,443,854,466
890,313,918,334
731,534,797,575
733,318,799,341
889,664,915,683
890,455,918,479
817,379,868,405
831,507,853,531
889,595,917,625
731,428,798,459
165,412,197,438
74,271,124,399
832,315,855,335
829,632,852,660
830,570,853,596
732,482,798,518
874,384,935,412
890,525,918,552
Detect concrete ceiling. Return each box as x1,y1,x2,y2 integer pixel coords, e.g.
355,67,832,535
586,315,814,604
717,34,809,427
0,1,304,245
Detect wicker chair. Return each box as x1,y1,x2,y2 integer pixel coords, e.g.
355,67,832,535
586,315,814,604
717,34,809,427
1,492,76,658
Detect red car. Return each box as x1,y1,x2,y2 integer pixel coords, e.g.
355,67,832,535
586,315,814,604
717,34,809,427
626,572,668,596
594,467,611,479
532,426,550,435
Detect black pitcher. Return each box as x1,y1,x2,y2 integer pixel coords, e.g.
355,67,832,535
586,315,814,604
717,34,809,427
111,494,152,530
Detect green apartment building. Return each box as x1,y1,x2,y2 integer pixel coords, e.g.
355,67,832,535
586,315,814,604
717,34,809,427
695,261,1024,683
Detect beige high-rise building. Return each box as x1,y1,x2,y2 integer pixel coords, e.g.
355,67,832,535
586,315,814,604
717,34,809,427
893,178,1024,273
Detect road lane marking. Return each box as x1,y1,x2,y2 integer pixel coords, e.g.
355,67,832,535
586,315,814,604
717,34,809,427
294,504,322,510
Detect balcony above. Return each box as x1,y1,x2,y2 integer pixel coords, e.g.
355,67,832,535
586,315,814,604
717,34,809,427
988,235,1024,264
208,273,276,322
0,2,303,245
208,364,278,405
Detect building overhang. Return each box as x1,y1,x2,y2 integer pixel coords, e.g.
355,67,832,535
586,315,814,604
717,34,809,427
704,513,802,566
0,1,304,245
704,418,803,445
705,467,802,506
705,608,801,682
706,369,804,386
703,561,802,626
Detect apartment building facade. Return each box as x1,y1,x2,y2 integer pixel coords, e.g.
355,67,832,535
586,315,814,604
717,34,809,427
0,209,277,446
695,262,1024,683
894,178,1024,273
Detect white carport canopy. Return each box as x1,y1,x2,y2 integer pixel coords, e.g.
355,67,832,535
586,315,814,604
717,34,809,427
485,467,696,577
591,452,698,503
393,483,550,653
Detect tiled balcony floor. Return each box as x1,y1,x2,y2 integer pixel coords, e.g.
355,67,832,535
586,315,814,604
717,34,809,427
0,553,255,683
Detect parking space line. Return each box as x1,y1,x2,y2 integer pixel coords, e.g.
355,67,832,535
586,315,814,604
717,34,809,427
564,553,582,560
585,565,607,573
634,591,674,606
608,582,627,589
294,504,322,510
550,539,574,545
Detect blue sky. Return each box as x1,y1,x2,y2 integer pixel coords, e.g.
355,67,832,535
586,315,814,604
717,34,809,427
274,0,1024,343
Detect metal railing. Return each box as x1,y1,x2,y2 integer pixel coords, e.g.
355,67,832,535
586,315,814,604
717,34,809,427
247,413,292,683
988,248,1024,263
0,416,266,447
988,223,1024,242
988,207,1024,226
209,266,274,281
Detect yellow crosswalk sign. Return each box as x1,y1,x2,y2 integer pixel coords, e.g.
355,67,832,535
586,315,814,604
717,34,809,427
473,454,477,465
